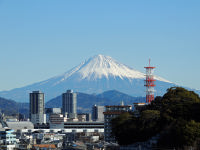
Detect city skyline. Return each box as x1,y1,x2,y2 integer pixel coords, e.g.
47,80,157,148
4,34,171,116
0,1,200,91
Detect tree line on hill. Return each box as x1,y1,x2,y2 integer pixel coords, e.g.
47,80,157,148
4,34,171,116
111,87,200,149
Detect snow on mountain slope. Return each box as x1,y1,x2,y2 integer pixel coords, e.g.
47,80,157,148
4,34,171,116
0,54,174,102
78,54,144,80
54,54,171,85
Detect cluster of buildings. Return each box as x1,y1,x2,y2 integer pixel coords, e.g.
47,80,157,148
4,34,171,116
0,89,135,149
29,90,105,128
0,60,156,149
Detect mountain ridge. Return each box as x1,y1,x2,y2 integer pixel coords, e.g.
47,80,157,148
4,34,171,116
0,54,180,102
46,90,145,112
0,97,29,117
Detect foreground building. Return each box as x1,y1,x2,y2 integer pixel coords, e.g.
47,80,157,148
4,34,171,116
104,104,132,143
133,103,146,117
30,91,46,125
0,128,16,150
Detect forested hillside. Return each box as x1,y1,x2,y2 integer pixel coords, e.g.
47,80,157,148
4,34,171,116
112,87,200,149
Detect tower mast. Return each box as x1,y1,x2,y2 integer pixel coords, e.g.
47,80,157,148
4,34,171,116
144,59,156,103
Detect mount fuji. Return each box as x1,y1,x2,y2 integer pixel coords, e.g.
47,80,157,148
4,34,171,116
0,54,176,102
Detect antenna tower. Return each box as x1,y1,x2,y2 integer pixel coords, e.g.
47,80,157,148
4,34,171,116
144,59,156,103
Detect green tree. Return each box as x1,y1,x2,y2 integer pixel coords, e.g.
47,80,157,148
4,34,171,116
111,87,200,148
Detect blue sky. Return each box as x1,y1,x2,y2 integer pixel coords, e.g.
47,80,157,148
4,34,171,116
0,0,200,91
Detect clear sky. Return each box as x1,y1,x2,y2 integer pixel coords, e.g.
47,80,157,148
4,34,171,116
0,0,200,91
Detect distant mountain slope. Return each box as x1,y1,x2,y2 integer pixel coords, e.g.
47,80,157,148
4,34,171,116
0,54,180,102
0,97,18,115
97,90,145,104
0,97,29,116
46,92,109,112
46,90,145,112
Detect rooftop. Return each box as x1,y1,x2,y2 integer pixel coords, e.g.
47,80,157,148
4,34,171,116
105,105,132,108
6,121,34,131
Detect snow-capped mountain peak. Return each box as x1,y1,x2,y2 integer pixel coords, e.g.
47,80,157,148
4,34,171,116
77,54,145,80
57,54,171,83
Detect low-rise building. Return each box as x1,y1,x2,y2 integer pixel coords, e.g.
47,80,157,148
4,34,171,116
45,108,61,123
77,113,92,122
77,114,87,122
104,104,132,143
92,105,104,122
133,103,146,117
64,121,104,129
0,128,16,150
49,114,67,129
6,121,34,131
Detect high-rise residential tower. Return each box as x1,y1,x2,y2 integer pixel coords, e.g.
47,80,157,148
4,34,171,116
30,91,46,124
62,90,77,119
92,105,104,122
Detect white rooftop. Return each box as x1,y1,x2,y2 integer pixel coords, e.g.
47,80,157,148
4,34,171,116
6,121,34,131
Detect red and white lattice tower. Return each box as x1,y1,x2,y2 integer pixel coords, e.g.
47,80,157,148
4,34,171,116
144,59,156,103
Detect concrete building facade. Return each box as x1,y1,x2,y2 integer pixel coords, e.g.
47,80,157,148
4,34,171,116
62,90,77,119
0,128,16,149
49,114,67,129
30,91,46,124
92,105,104,121
45,108,61,123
